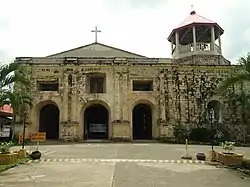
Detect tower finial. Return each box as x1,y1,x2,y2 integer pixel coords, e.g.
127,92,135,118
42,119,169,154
190,4,196,15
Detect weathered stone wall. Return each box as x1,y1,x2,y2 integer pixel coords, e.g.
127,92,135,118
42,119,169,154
16,56,247,141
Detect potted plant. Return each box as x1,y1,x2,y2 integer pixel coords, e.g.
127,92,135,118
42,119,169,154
0,141,18,165
30,144,42,160
30,150,41,160
196,152,206,161
217,141,244,166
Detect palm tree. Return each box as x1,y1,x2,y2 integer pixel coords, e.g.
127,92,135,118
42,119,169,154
0,62,30,92
0,62,31,139
217,52,250,143
217,52,250,94
0,91,32,139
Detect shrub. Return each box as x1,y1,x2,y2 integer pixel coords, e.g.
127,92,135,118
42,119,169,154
173,123,189,143
213,129,231,145
189,127,212,142
0,141,13,154
221,141,235,153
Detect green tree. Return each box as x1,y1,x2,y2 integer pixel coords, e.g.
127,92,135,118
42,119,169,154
0,62,31,139
217,53,250,142
217,52,250,94
0,91,32,139
0,62,30,92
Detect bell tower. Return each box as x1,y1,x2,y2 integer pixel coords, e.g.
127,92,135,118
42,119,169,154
167,10,224,60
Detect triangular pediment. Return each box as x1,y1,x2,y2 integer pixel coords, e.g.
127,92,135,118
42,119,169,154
47,42,146,58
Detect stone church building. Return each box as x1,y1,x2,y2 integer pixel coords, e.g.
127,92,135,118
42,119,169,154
16,11,243,142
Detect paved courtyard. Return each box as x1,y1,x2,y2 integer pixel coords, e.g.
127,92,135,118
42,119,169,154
1,143,250,186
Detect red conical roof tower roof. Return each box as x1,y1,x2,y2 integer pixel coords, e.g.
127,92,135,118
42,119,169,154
168,11,223,43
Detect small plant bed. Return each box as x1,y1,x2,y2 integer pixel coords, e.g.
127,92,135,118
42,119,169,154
217,141,244,167
0,157,30,173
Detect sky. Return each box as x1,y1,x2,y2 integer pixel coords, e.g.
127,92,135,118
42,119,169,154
0,0,249,64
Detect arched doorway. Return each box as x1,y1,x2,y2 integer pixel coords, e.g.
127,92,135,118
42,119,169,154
39,104,59,139
207,100,223,123
132,104,152,140
84,104,109,139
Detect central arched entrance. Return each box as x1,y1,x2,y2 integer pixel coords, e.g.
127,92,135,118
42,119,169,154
84,104,109,139
39,104,59,139
132,104,152,140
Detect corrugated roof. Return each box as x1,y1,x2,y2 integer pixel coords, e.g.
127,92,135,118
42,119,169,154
0,105,13,115
174,11,216,30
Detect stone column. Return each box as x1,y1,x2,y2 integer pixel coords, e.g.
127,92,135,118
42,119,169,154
171,39,174,53
71,74,77,121
192,26,196,51
160,74,166,120
218,34,222,54
114,71,121,120
175,31,180,55
122,70,129,120
211,27,215,51
62,75,68,122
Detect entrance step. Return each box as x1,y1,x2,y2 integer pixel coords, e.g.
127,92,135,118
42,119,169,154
28,139,160,145
131,140,159,143
83,139,113,143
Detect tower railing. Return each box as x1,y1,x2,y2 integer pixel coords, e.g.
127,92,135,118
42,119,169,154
172,43,221,59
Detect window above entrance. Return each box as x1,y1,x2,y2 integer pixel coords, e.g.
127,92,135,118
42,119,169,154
86,73,106,93
37,79,59,91
132,80,153,91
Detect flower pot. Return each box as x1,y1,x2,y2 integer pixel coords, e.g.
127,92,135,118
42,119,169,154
196,153,206,161
30,151,41,160
0,153,18,165
217,152,244,166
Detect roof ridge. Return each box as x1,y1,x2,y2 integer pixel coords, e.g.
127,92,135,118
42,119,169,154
194,12,216,23
47,42,146,58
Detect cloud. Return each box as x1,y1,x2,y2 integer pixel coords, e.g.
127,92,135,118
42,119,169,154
0,18,8,29
0,0,249,63
105,0,167,9
220,2,250,62
0,50,13,64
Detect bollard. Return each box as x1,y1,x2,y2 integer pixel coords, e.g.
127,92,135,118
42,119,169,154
181,138,192,160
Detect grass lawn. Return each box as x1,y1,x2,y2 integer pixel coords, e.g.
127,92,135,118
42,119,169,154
0,157,30,172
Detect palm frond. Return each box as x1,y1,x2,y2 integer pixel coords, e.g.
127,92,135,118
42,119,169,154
0,90,33,113
0,62,19,83
216,73,250,94
0,62,31,92
238,52,250,73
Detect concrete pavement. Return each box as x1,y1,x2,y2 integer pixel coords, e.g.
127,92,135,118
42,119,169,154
1,143,250,186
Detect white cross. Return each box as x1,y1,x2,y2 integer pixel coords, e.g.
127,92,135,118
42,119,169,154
190,4,194,12
91,26,101,43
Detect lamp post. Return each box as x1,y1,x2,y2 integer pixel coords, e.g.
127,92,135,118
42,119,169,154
209,107,215,151
22,110,27,150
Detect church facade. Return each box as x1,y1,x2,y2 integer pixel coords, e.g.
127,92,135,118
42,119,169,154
16,11,246,142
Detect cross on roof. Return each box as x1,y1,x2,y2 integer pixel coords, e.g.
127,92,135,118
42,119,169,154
190,4,196,14
191,4,194,11
91,26,101,43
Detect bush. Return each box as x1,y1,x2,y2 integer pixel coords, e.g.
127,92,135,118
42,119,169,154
0,141,13,154
221,141,235,153
214,129,231,145
189,127,212,142
173,123,189,143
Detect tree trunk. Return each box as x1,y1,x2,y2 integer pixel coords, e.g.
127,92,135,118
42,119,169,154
11,114,16,140
240,83,246,143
